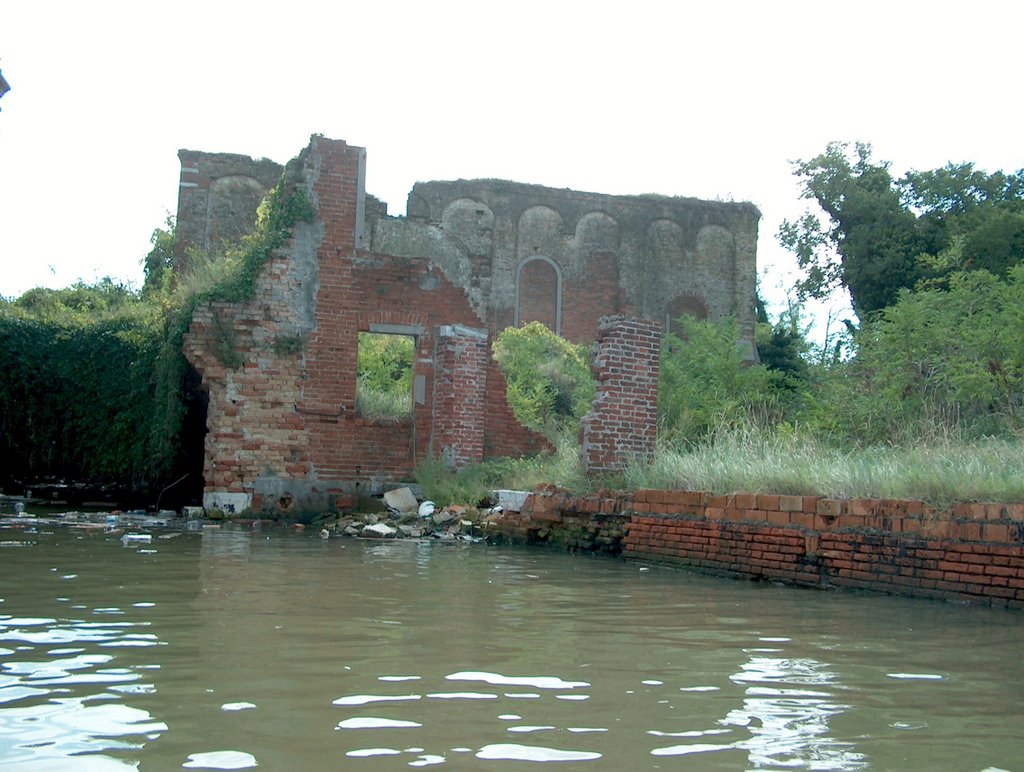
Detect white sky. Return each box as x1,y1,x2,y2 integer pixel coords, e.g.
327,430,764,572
1,1,1021,334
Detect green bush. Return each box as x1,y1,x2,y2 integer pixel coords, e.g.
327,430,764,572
658,317,786,443
806,266,1024,444
492,322,595,436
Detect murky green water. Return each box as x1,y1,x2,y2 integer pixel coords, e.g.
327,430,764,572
0,525,1021,770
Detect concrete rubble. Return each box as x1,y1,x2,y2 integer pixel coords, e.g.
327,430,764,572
0,489,530,543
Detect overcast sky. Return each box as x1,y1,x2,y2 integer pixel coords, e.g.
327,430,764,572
1,1,1021,334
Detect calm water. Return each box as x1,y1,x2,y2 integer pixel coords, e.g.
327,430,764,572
0,525,1021,771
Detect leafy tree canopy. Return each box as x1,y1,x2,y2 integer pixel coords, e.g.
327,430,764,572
779,141,1024,316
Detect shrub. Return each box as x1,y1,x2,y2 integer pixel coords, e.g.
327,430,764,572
492,322,595,436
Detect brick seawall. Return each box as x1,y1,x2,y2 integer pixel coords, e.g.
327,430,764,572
488,487,1024,609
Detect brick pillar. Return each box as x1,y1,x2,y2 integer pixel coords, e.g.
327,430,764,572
432,325,490,469
581,315,662,474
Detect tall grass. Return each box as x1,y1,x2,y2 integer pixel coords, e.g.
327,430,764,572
356,382,412,423
415,430,589,507
622,422,1024,507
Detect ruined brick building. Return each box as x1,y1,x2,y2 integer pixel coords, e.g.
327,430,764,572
176,137,759,513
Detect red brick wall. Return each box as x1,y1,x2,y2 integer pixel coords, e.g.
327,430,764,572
580,316,662,473
185,137,550,508
489,488,1024,609
560,252,624,342
433,326,489,467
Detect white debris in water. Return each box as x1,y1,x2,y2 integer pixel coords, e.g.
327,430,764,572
886,673,945,680
182,750,257,769
556,694,590,701
649,729,732,738
476,744,601,762
567,727,608,733
680,686,720,692
498,714,521,720
507,725,555,733
426,691,498,700
642,680,664,685
447,671,589,690
378,675,421,682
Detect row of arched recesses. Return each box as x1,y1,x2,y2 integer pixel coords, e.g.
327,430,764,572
513,254,709,340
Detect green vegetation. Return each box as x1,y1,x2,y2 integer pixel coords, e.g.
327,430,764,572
5,140,1020,508
492,321,594,437
780,141,1024,315
356,332,414,422
0,159,314,499
415,430,589,507
623,423,1024,508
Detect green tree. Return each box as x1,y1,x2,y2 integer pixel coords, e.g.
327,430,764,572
779,142,1024,316
778,142,925,315
142,216,176,298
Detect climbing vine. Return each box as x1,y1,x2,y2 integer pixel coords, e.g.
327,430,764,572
0,161,315,498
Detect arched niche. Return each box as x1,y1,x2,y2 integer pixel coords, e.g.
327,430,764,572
517,205,564,260
441,198,494,257
515,256,562,335
665,293,709,335
206,174,268,249
646,218,687,267
574,211,620,254
696,224,735,264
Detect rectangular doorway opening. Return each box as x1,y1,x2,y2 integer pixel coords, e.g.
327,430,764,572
356,332,415,422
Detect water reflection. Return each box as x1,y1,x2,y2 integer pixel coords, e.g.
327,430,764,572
0,608,168,768
725,654,866,769
1,527,1021,770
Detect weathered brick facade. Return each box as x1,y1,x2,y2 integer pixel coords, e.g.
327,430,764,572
581,316,663,473
177,136,758,512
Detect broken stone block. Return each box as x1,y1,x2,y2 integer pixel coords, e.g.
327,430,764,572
383,487,419,514
431,510,455,526
491,490,529,513
361,522,398,538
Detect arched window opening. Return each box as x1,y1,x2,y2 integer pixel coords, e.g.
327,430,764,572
515,256,562,335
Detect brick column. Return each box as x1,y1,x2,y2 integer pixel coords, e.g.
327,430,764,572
432,324,489,468
581,315,662,474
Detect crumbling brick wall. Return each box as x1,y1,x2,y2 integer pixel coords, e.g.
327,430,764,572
178,135,756,511
174,150,283,274
432,325,490,468
580,316,663,474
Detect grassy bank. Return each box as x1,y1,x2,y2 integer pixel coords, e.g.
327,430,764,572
416,423,1024,509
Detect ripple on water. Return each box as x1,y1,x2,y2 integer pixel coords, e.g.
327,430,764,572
183,750,258,769
447,671,589,690
476,743,602,762
332,694,422,706
335,717,422,729
220,702,257,711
